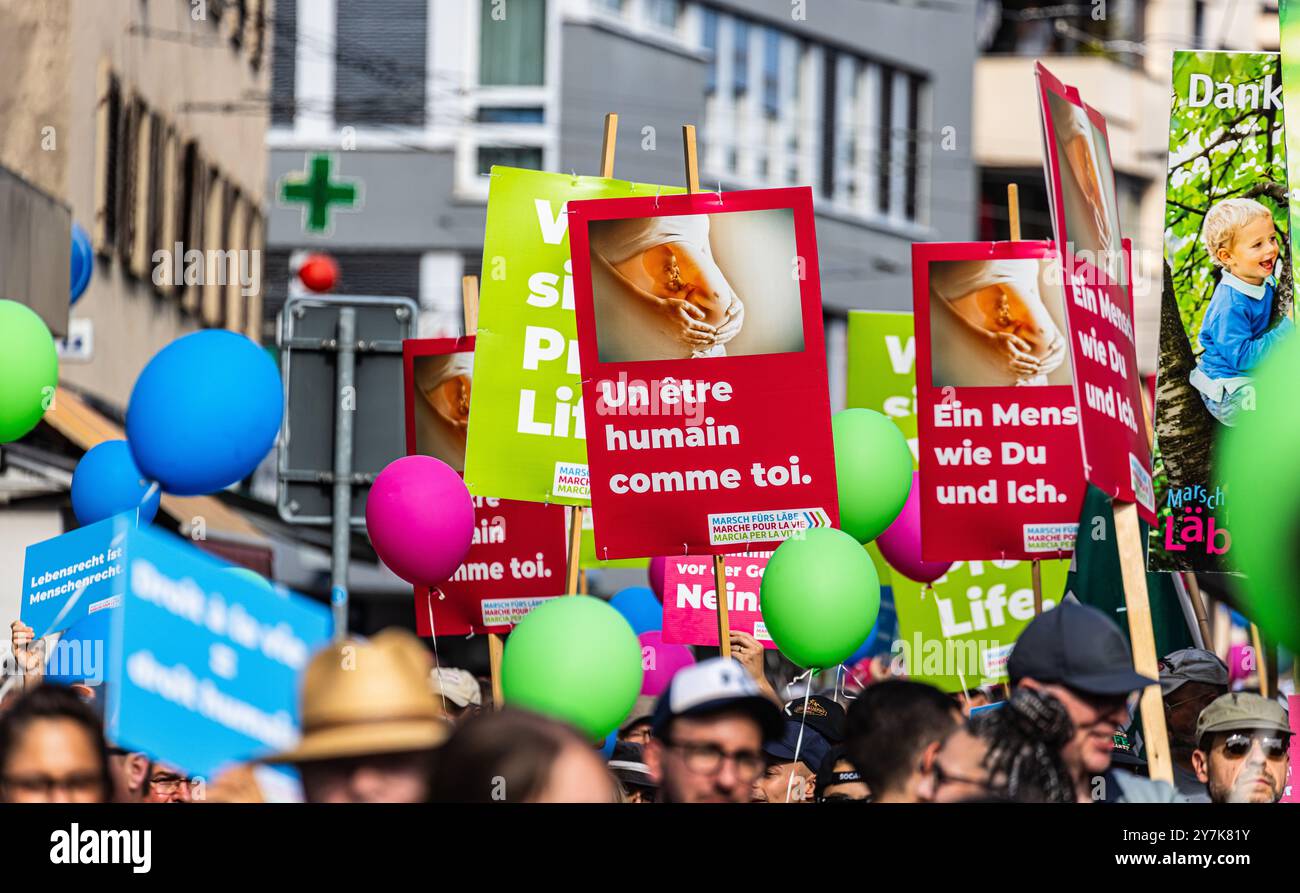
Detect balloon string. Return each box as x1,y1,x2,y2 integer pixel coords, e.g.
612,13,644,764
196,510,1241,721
424,594,448,717
785,668,815,803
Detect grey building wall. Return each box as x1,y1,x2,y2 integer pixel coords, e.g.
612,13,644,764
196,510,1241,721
559,21,709,188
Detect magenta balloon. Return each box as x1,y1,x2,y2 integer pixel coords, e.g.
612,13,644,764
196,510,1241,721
365,456,475,586
638,630,695,697
875,471,952,584
647,556,667,602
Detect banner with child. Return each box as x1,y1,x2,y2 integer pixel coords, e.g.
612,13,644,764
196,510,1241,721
1151,51,1292,573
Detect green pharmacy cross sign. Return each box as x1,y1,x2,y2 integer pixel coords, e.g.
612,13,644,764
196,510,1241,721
279,153,361,234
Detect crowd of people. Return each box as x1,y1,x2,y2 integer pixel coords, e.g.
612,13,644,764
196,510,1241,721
0,603,1291,804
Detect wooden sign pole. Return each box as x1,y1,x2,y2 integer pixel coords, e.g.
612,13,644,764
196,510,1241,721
564,114,621,596
680,124,731,659
461,274,505,710
1006,184,1046,615
1250,623,1270,697
1113,502,1173,784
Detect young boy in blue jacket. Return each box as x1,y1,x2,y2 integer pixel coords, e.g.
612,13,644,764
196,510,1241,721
1191,198,1294,426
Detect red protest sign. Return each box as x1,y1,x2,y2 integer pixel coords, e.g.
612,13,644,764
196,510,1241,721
912,240,1087,561
567,186,838,559
661,553,776,650
1036,63,1156,522
403,337,567,634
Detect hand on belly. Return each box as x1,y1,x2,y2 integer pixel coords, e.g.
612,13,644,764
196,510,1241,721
641,243,733,328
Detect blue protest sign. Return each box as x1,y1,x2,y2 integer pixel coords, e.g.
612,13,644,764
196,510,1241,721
106,527,331,779
21,515,130,637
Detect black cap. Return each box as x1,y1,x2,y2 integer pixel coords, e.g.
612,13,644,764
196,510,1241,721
1007,601,1157,696
783,694,847,745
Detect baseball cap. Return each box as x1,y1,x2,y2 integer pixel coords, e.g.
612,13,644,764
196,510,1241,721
1196,692,1291,741
651,657,782,740
764,721,833,773
1158,649,1229,696
784,694,847,744
431,667,482,708
1007,601,1156,696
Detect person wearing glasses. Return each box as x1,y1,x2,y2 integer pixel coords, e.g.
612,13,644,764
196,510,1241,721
1006,600,1181,803
1158,648,1229,803
109,750,193,803
0,684,112,803
1191,693,1292,804
642,657,782,803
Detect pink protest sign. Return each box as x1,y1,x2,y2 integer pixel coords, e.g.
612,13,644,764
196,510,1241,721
661,553,776,649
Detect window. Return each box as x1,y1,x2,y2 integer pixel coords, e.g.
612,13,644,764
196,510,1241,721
476,106,546,123
645,0,681,31
876,68,893,217
732,19,749,98
762,28,780,118
93,65,122,253
270,0,295,126
702,8,719,94
480,0,546,86
335,0,427,126
477,146,544,175
700,11,818,192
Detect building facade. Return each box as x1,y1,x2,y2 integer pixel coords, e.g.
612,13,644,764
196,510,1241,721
0,0,272,621
265,0,978,408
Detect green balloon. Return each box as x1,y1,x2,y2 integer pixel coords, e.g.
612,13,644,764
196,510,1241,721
760,527,881,669
502,596,644,740
1219,336,1300,652
0,300,59,443
832,408,914,543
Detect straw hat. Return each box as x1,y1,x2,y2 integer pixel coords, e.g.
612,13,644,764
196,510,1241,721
266,629,449,764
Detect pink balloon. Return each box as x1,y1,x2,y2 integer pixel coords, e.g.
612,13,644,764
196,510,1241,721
638,630,695,697
648,556,667,602
365,456,475,586
875,471,952,584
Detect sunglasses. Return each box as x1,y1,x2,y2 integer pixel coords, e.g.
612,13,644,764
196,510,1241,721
1222,732,1289,760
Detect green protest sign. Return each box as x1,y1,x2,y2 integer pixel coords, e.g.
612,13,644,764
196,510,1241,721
464,167,683,505
892,559,1069,692
847,310,918,468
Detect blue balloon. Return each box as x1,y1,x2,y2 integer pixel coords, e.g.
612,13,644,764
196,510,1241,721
71,440,160,526
609,586,662,636
600,730,617,759
126,330,283,496
70,223,93,305
844,585,894,665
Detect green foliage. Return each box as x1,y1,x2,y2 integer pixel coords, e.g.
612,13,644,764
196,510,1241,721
1164,52,1289,350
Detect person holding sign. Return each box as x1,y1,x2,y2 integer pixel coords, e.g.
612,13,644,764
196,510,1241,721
1191,198,1293,427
